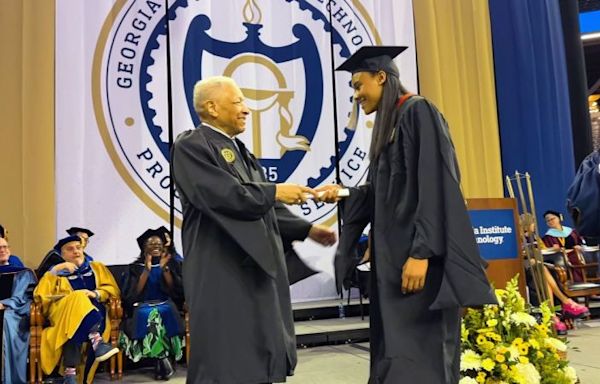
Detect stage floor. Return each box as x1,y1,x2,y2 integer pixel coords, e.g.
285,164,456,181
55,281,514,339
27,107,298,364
96,318,600,383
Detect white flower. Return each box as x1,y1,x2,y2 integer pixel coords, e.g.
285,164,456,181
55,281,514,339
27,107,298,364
459,377,478,384
507,345,520,362
513,362,541,384
545,337,567,352
460,349,482,372
563,366,578,384
509,312,537,327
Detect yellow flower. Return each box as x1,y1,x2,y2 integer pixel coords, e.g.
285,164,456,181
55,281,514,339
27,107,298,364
535,324,549,335
495,354,506,363
512,338,524,346
529,339,539,349
481,358,495,372
518,343,529,356
476,371,487,384
500,363,508,372
461,323,469,342
486,319,498,327
519,356,529,364
477,335,487,345
482,341,495,351
536,351,544,359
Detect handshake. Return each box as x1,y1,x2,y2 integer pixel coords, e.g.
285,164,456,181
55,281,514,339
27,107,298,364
274,183,348,205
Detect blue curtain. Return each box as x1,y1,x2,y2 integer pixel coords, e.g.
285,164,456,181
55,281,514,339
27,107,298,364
489,0,575,228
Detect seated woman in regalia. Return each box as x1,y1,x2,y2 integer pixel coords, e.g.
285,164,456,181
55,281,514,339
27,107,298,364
33,235,120,384
0,235,37,384
120,228,185,381
542,210,587,282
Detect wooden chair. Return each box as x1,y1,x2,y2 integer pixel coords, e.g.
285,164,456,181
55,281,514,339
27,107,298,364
28,297,123,383
542,248,600,307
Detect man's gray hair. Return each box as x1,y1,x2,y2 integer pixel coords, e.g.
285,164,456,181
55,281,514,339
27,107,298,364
193,76,236,118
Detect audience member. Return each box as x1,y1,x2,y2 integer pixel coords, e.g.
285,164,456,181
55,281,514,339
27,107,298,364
120,229,184,380
542,210,586,282
0,237,36,383
34,235,120,384
37,226,95,277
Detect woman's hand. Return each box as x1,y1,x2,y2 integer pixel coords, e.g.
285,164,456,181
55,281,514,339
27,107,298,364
315,184,343,203
159,253,172,269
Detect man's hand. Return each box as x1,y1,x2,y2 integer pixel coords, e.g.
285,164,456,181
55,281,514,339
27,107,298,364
275,183,318,205
308,225,337,246
0,303,5,310
81,289,98,299
53,261,78,274
315,184,342,203
401,257,428,294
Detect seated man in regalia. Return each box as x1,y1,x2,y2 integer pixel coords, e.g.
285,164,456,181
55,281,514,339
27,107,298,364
0,236,37,384
34,235,120,384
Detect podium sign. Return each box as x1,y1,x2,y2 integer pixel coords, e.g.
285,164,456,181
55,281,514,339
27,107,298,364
467,198,525,294
469,209,518,260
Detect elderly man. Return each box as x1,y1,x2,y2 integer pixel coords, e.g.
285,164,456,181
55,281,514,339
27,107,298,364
0,226,25,267
171,76,336,384
66,227,96,261
37,227,95,277
34,235,120,384
0,237,36,384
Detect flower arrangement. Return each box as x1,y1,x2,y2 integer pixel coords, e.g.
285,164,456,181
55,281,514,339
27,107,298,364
460,276,578,384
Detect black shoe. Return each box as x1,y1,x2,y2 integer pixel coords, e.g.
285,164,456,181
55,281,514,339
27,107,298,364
160,357,175,380
154,359,164,380
94,342,119,362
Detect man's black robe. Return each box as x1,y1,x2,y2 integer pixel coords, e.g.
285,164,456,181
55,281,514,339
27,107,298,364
171,125,312,384
336,96,497,384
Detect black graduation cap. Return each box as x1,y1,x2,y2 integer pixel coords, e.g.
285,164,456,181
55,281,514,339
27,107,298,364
543,210,563,220
156,226,171,238
66,227,95,237
136,228,167,251
335,46,407,77
0,224,5,238
53,235,81,253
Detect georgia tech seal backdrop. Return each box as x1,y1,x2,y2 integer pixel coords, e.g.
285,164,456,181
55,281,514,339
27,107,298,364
56,0,416,301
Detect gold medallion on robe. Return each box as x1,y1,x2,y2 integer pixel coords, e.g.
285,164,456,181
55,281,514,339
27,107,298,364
221,148,236,163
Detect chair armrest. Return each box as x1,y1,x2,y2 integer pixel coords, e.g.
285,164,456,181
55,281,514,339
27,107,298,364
552,266,569,286
108,297,123,321
30,301,44,327
569,263,599,269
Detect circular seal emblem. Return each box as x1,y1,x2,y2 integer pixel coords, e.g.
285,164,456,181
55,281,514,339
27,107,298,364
221,148,236,164
94,0,381,225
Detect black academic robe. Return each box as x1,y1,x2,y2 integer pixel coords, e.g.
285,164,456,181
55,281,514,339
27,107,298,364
171,125,312,384
336,96,497,384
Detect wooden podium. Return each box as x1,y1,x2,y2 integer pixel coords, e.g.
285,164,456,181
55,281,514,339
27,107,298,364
467,198,526,296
